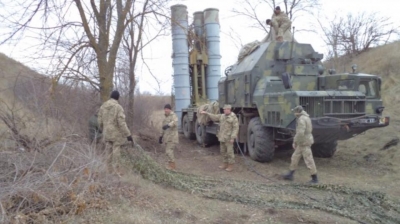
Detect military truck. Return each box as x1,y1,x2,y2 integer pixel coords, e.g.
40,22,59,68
169,5,389,162
180,41,390,162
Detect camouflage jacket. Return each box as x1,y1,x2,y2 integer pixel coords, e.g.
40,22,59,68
98,99,131,142
294,111,314,146
207,112,239,142
161,112,179,143
88,114,102,141
271,11,291,26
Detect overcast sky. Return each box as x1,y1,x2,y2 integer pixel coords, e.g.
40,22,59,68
1,0,399,95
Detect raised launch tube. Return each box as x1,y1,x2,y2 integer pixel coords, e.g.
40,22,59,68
193,11,204,51
171,4,190,131
203,8,221,101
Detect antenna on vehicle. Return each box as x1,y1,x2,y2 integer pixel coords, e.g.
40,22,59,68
290,26,295,59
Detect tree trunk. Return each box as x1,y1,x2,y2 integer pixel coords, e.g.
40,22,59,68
98,52,114,102
127,65,135,129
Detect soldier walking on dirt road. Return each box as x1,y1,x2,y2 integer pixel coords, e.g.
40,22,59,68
98,90,134,175
283,105,318,183
159,104,179,170
201,105,239,172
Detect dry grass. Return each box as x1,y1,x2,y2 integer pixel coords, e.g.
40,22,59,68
149,110,165,130
0,53,109,223
0,52,176,223
0,53,44,91
0,142,114,223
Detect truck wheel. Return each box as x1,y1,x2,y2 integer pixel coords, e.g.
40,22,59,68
247,117,274,162
195,119,217,147
183,115,196,140
311,141,338,158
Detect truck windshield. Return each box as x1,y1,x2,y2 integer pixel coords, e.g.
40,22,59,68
358,79,377,98
337,79,355,90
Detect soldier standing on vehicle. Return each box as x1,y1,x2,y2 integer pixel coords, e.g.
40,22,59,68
98,90,134,175
200,105,239,172
266,6,292,42
282,105,318,183
159,104,179,170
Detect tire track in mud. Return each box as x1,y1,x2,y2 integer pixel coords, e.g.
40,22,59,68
122,144,400,224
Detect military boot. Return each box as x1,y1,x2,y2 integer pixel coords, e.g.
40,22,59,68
282,170,295,181
225,164,234,172
309,174,318,184
166,162,176,171
219,163,228,169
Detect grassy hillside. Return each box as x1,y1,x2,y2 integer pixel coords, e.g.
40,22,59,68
0,53,48,143
0,53,44,89
0,52,98,149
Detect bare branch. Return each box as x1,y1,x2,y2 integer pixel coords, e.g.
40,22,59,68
318,11,397,59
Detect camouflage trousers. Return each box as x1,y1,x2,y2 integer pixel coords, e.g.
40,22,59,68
220,142,235,164
165,142,176,163
104,141,123,172
271,19,291,38
289,145,317,175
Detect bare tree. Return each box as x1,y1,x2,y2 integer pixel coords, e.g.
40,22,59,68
319,12,398,60
0,0,170,103
232,0,320,33
120,0,169,128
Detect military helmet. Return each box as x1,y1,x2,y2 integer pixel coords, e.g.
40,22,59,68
223,104,232,109
291,105,303,113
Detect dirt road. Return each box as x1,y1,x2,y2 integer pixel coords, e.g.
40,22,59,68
126,131,400,223
139,130,400,197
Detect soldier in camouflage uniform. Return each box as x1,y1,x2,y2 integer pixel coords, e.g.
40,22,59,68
201,104,239,172
159,104,179,170
283,105,318,183
266,6,292,42
98,90,134,175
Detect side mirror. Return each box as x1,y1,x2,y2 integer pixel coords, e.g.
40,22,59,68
317,64,325,75
281,72,292,89
378,77,382,91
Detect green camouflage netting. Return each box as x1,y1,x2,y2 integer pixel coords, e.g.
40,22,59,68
121,143,400,224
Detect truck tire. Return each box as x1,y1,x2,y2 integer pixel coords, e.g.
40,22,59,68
311,141,338,158
247,117,275,162
195,119,217,147
182,114,196,140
